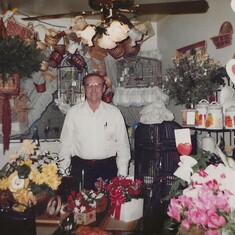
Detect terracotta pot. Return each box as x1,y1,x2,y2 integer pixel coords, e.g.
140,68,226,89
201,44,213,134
34,82,46,93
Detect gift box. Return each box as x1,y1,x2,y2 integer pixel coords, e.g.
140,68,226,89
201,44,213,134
74,210,96,225
111,198,144,222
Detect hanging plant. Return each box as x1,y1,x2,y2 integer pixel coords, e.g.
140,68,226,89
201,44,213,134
0,36,45,81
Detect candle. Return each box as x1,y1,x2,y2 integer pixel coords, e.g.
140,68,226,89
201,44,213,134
81,169,84,190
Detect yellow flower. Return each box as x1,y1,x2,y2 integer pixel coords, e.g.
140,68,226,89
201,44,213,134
9,154,20,162
46,176,62,190
21,139,36,154
42,163,58,176
29,169,43,184
0,177,9,190
12,189,36,212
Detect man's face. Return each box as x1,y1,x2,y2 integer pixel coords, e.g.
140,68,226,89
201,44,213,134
84,75,106,103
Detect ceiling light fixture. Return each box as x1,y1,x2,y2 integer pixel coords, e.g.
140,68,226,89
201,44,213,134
75,9,144,50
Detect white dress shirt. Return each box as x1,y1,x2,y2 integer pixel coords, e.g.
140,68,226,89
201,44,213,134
59,100,131,176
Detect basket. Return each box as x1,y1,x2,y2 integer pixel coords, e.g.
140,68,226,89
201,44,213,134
89,43,108,60
123,38,141,58
6,19,34,39
96,196,108,213
0,74,20,95
210,21,233,49
106,43,125,60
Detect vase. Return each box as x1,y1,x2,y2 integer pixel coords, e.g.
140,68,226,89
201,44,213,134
177,225,204,235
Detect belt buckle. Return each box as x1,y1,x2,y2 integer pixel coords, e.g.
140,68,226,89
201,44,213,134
88,160,96,167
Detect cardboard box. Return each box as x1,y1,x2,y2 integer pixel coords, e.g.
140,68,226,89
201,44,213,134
74,210,96,225
111,198,144,222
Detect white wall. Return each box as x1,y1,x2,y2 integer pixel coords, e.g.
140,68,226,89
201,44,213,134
158,0,235,124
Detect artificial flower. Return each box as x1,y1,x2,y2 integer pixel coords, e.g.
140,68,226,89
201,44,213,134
0,139,62,212
167,149,235,235
163,48,226,107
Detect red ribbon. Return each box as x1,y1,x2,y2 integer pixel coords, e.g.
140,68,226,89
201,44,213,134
109,188,126,220
2,94,11,154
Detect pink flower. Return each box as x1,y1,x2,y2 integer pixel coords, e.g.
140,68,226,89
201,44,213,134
206,210,227,229
198,169,208,177
167,198,182,222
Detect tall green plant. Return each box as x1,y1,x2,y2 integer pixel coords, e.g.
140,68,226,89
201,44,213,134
0,36,45,81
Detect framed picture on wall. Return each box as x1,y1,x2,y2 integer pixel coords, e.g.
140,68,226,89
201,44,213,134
176,40,206,57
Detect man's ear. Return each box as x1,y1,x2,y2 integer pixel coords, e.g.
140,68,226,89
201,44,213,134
81,85,85,93
102,83,107,93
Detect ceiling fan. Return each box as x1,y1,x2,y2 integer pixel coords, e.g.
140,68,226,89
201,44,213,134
21,0,209,21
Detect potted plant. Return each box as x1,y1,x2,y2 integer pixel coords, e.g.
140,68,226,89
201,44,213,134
0,36,45,88
163,48,225,108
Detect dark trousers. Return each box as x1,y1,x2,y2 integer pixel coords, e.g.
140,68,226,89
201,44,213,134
70,156,118,190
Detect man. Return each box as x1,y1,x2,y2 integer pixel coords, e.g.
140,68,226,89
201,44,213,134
59,73,131,190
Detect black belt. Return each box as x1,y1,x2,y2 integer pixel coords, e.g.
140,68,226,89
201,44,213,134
72,156,116,167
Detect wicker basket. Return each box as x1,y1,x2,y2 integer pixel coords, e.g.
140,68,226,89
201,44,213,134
123,38,141,58
0,74,20,95
210,21,233,49
106,43,125,60
96,196,108,213
7,19,34,39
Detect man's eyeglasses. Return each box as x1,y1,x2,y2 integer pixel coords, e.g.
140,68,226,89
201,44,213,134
84,83,104,90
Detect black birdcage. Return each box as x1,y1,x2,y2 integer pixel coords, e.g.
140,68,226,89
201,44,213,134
134,121,181,234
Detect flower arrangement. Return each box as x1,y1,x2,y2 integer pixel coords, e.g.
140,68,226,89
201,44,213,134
167,148,235,235
103,176,143,221
67,190,98,214
163,48,224,108
0,139,62,212
103,176,143,202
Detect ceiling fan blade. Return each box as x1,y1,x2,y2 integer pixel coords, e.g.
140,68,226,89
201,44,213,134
131,1,209,15
21,11,101,21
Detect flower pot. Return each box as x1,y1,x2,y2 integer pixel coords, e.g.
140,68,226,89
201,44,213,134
0,74,20,95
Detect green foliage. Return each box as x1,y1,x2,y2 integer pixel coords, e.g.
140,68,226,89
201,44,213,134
164,150,213,201
0,36,45,80
163,48,222,107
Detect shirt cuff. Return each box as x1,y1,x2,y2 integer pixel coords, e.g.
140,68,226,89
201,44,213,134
118,167,128,177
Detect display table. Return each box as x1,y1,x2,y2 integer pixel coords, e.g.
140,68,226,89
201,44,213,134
51,212,142,235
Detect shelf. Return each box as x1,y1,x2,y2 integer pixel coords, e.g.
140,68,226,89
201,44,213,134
189,127,235,146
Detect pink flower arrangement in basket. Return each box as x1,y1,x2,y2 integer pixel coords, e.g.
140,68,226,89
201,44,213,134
167,153,235,235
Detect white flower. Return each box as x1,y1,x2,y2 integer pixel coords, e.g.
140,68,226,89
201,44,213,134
80,206,86,213
173,156,197,183
75,199,81,207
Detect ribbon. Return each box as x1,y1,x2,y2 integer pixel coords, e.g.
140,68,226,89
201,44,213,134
109,188,126,220
2,94,11,154
173,155,197,183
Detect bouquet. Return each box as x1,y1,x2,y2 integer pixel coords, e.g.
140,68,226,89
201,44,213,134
0,139,62,212
103,176,143,202
163,48,225,108
67,190,98,214
167,147,235,235
103,176,143,220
